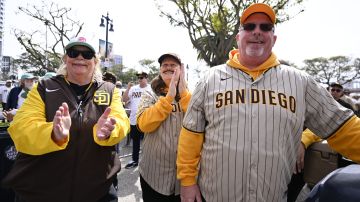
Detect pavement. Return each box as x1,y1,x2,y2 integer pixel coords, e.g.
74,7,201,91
116,136,144,202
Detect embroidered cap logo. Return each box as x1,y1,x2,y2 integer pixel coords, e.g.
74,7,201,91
93,90,110,105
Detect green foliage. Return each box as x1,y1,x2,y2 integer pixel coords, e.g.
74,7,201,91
116,59,159,86
301,56,360,86
109,64,125,81
13,52,62,76
138,59,159,81
156,0,305,67
119,68,139,85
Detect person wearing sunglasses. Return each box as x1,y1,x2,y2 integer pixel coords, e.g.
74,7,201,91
2,36,130,202
288,82,358,201
329,83,359,112
329,83,355,110
136,53,190,201
177,3,360,202
122,71,151,169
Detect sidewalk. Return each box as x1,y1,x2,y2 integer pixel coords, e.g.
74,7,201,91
116,138,143,202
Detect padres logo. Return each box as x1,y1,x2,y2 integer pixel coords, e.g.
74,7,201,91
94,90,110,105
5,145,17,161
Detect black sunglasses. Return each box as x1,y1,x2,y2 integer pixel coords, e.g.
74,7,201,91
241,23,274,32
138,76,145,80
66,49,95,60
331,88,342,93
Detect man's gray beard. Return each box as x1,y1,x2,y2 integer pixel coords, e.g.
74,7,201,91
245,46,264,57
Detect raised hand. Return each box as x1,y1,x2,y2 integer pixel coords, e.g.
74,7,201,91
167,68,180,98
178,63,188,95
52,102,71,144
96,107,116,140
3,109,16,122
127,81,134,89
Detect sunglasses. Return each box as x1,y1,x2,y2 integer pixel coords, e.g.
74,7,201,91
241,23,274,32
138,76,145,80
331,88,342,93
66,49,95,60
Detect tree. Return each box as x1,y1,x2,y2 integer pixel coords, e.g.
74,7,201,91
13,1,83,75
138,59,159,81
117,59,159,87
156,0,304,67
110,64,126,81
302,56,360,86
119,68,139,85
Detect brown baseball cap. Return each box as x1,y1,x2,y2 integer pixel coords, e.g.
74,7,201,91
240,3,276,25
158,53,182,65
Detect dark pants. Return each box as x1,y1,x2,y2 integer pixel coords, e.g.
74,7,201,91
140,175,181,202
130,125,143,162
1,102,5,110
287,172,305,202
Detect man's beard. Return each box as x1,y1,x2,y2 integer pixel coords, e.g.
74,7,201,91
245,46,264,57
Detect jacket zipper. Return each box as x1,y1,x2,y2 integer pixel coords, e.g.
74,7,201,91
69,100,83,202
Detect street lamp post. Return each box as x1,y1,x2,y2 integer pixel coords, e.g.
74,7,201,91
45,20,49,70
100,12,114,72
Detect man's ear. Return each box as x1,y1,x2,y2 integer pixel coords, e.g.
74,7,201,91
272,35,277,47
235,33,240,42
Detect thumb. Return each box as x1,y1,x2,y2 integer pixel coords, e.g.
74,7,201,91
100,107,112,120
110,117,116,125
62,102,70,116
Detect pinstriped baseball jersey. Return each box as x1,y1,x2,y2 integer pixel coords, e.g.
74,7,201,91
182,64,353,202
138,89,185,195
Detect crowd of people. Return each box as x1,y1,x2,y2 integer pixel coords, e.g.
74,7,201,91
1,3,360,202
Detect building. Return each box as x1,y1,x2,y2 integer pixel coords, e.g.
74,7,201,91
1,55,16,80
112,54,123,65
0,0,5,59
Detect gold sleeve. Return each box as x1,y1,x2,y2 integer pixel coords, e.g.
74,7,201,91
327,116,360,163
8,83,68,155
137,95,174,133
179,90,192,112
177,127,204,186
301,129,322,148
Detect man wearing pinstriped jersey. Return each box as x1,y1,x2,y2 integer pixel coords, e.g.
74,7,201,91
177,3,360,202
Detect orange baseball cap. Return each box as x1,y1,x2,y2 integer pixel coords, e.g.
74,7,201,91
240,3,276,25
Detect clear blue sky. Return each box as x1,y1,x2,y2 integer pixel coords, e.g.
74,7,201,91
4,0,360,70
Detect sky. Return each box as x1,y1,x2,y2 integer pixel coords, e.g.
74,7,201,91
3,0,360,73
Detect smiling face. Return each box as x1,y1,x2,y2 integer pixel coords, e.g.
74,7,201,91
64,45,96,85
236,13,277,68
160,57,181,86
